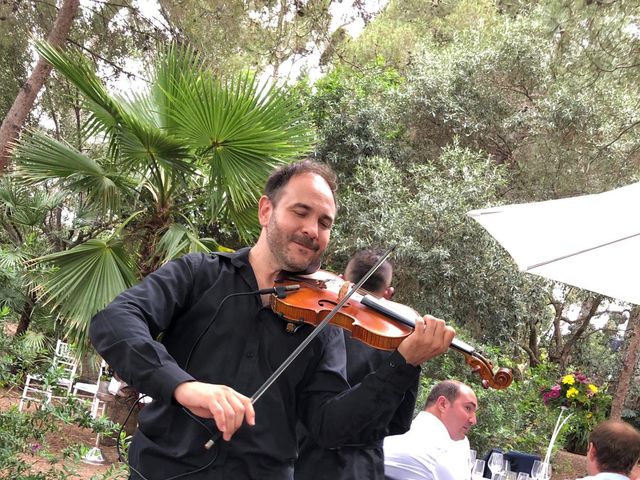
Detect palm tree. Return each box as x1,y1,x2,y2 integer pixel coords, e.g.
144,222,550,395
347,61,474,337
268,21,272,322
0,180,65,338
10,41,314,348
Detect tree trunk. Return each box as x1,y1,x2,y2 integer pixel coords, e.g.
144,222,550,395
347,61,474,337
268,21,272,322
610,305,640,419
14,290,37,336
526,314,540,367
549,295,602,370
0,0,80,174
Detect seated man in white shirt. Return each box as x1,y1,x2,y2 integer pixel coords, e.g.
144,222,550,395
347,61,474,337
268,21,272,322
384,380,477,480
578,419,640,480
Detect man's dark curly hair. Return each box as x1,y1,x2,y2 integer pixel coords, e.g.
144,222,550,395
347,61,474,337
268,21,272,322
264,160,337,206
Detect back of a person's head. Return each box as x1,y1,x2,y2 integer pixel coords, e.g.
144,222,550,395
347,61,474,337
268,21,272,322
424,380,462,408
590,419,640,474
344,248,392,296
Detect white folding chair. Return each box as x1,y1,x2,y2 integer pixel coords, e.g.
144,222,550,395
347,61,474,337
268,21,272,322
18,374,52,411
50,340,78,399
18,340,78,411
73,359,111,420
73,359,108,399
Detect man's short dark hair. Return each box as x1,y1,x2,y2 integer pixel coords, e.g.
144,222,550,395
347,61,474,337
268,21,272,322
590,419,640,474
344,248,392,294
264,160,337,206
424,380,463,408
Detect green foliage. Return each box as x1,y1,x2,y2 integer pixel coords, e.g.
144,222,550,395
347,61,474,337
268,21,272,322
158,0,342,78
31,238,137,347
0,2,30,119
387,1,639,199
0,325,48,387
0,397,122,480
309,62,405,171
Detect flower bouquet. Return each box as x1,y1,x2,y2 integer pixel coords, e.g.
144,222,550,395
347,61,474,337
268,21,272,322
541,372,610,454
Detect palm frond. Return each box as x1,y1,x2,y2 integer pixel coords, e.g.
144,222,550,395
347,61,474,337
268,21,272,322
0,179,67,227
35,41,122,148
151,44,205,132
156,222,213,262
0,248,29,270
167,66,313,217
117,117,195,175
31,238,137,347
18,330,49,352
13,131,126,213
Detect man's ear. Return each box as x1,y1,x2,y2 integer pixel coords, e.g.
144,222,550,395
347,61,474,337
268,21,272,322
587,442,596,460
383,286,395,300
258,195,273,227
436,395,449,412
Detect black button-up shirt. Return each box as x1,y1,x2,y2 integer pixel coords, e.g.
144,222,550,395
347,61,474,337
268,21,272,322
294,331,418,480
90,248,420,480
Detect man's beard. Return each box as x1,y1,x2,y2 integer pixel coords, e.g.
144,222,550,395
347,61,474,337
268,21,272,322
266,214,322,273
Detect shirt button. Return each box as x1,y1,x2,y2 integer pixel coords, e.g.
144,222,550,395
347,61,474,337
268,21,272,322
389,361,396,368
246,351,255,358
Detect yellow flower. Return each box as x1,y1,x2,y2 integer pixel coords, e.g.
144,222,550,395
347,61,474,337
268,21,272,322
566,387,579,398
588,384,598,394
586,412,593,419
562,374,575,385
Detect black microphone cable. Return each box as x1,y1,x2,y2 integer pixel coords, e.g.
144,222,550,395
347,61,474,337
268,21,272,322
114,284,300,480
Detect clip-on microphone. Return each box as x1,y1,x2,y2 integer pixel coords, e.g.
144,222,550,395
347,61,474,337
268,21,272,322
256,284,300,298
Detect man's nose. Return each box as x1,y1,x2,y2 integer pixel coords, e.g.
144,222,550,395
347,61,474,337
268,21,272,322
301,218,319,239
469,413,477,426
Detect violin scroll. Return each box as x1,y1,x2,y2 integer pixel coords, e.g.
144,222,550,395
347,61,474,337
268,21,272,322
464,352,513,390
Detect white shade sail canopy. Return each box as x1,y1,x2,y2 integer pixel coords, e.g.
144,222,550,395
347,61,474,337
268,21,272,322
467,181,640,305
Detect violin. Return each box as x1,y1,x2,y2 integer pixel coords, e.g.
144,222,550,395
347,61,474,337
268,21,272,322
271,270,513,390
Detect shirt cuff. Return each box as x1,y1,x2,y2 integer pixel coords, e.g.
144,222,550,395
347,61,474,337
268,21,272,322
149,362,196,404
375,350,421,391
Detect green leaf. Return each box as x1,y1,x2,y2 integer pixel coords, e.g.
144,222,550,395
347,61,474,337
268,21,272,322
13,132,128,214
156,222,213,262
32,238,137,347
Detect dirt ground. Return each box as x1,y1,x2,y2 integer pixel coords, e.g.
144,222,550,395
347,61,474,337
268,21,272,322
2,385,587,479
553,450,588,479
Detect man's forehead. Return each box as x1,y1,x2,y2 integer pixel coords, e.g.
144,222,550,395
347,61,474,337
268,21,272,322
280,173,336,208
455,389,477,405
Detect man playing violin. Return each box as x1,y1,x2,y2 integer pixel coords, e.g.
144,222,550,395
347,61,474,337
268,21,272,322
295,248,418,480
90,160,455,480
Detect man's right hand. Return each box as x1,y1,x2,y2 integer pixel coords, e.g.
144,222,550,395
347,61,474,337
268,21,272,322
174,381,255,441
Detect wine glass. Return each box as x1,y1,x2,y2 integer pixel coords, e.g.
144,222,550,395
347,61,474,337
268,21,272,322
531,460,552,480
517,473,530,480
472,459,486,480
470,449,477,464
488,452,505,478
